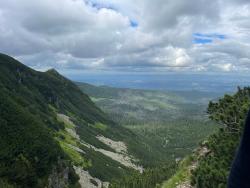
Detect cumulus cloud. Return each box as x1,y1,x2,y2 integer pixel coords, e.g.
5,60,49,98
0,0,250,73
212,63,235,72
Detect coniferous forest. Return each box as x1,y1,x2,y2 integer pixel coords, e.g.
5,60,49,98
191,87,250,188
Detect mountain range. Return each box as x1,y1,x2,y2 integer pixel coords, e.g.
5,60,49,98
0,53,148,188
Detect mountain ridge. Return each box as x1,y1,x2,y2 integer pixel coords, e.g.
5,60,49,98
0,53,146,187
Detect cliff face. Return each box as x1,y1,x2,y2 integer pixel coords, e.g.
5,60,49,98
47,160,74,188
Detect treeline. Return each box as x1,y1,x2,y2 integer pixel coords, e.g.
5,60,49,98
191,87,250,188
110,163,177,188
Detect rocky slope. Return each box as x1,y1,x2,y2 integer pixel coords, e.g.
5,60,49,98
0,53,144,187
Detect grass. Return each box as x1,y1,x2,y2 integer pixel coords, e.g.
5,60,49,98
56,114,91,168
57,129,77,146
56,128,91,168
161,155,196,188
59,141,90,167
92,122,107,131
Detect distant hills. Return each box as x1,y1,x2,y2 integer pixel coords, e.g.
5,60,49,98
76,82,221,123
74,73,250,93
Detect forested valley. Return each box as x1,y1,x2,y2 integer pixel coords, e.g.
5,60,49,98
0,53,248,188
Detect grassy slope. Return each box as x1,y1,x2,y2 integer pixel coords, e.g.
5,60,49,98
0,53,142,187
161,156,194,188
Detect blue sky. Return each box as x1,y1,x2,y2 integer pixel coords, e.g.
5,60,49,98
193,33,226,44
130,20,138,28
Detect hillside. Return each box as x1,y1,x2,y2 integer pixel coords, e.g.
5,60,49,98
190,87,250,188
0,53,153,187
161,87,250,188
76,82,219,187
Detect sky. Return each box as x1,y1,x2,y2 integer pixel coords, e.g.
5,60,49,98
0,0,250,76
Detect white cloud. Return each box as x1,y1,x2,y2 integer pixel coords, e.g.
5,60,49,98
0,0,250,74
152,47,191,67
213,63,235,72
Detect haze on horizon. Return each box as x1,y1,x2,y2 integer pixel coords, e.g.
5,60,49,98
1,0,250,84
